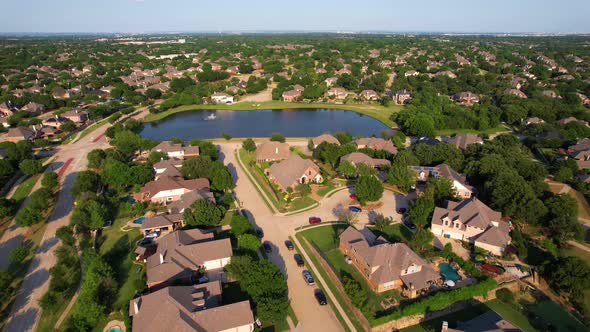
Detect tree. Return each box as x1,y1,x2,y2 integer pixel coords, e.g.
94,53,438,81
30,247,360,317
335,132,353,145
343,277,366,308
56,225,75,246
100,159,133,189
181,156,212,179
387,163,415,192
19,159,42,175
544,194,581,244
410,228,434,252
87,149,107,169
270,133,286,143
111,130,145,156
408,194,435,228
0,159,14,178
496,288,515,304
426,177,455,204
28,188,53,210
224,255,254,280
238,234,261,254
238,260,289,322
355,175,383,205
230,214,253,236
0,198,16,218
209,161,234,192
71,199,108,230
145,88,162,99
10,245,29,264
242,138,256,152
357,163,377,177
147,150,167,164
296,183,311,197
337,160,357,178
72,171,101,198
189,140,219,160
60,121,77,132
41,172,59,191
543,256,590,300
183,199,224,227
15,207,42,226
222,132,232,140
373,213,392,231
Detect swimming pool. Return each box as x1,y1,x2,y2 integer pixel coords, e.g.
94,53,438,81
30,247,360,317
132,217,145,225
439,263,461,282
107,327,121,332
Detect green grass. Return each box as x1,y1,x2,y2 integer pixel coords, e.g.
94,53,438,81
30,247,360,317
288,196,317,212
486,299,538,332
316,181,336,197
560,243,590,323
372,223,413,244
144,101,403,128
63,119,109,144
527,300,587,332
298,224,348,252
570,189,590,221
433,125,510,137
236,149,278,212
400,302,489,332
11,175,39,203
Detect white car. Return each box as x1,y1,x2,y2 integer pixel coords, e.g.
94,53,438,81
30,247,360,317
145,232,159,239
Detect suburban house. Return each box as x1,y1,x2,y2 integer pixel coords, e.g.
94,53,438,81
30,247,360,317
226,65,240,75
558,116,589,127
431,198,511,256
394,90,412,105
567,138,590,169
360,89,379,100
409,164,476,199
166,188,215,214
404,70,420,77
133,176,211,204
153,159,183,179
61,108,89,123
446,133,483,150
2,127,37,142
255,141,290,162
21,102,45,115
42,116,71,128
211,92,234,104
339,227,440,297
453,91,480,105
266,155,322,190
141,213,184,236
146,231,232,288
0,102,16,117
354,137,398,155
282,89,302,102
340,152,391,168
151,141,199,160
504,88,528,99
326,87,349,100
441,310,521,332
324,77,338,87
129,282,254,332
312,134,340,148
525,117,545,125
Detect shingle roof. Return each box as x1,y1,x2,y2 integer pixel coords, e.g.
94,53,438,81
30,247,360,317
447,134,483,150
268,155,319,189
255,141,290,161
167,189,215,214
312,134,340,146
340,152,391,168
354,137,397,154
139,176,210,200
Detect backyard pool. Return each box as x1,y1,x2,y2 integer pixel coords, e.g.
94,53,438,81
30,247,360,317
439,263,461,282
107,328,121,332
132,217,146,225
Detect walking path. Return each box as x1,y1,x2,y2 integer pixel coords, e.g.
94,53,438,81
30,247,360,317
568,240,590,253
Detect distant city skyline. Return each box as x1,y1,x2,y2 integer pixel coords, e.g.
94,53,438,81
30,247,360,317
2,0,589,34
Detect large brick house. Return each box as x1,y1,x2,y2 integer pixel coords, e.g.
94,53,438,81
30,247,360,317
409,164,476,200
266,155,322,190
151,141,199,160
133,176,211,204
255,141,290,162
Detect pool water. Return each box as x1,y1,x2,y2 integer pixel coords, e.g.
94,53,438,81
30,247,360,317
132,217,146,225
439,263,461,282
107,327,121,332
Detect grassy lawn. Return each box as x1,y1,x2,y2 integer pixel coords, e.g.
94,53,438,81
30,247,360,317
144,101,403,128
288,196,317,212
485,299,537,332
238,149,284,212
560,243,590,323
433,125,510,137
570,189,590,221
400,302,489,332
11,175,39,203
527,300,587,332
372,223,413,244
316,181,336,197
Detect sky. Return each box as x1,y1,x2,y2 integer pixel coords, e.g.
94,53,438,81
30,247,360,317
2,0,589,34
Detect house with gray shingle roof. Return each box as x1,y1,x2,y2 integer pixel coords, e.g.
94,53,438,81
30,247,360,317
266,155,322,190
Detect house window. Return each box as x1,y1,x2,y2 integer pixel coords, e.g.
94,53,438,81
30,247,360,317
383,281,394,289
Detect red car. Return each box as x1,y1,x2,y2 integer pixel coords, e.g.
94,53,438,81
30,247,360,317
349,194,357,200
397,208,407,214
308,217,322,224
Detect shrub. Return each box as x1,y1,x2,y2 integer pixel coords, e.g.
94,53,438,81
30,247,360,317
19,159,42,175
343,277,367,308
10,245,30,264
496,288,515,304
15,207,42,227
41,171,59,190
270,133,286,143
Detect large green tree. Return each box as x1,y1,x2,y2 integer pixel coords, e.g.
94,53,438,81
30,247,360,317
183,199,224,227
355,175,384,205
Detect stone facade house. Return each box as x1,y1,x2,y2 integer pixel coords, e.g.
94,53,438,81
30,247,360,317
354,137,397,154
133,176,211,204
255,141,290,162
446,133,483,150
266,155,322,190
151,141,199,160
340,152,391,168
410,164,476,199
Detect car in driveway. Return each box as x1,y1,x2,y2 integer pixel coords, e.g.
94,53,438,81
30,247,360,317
349,194,357,200
397,207,407,214
144,232,159,239
349,206,362,213
263,241,272,253
256,228,264,239
403,221,417,231
294,254,304,267
308,217,322,224
284,240,294,250
314,289,327,305
302,270,315,286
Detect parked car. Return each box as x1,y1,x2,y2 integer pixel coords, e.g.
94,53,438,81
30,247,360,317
349,194,357,200
308,217,322,224
136,238,154,246
397,207,407,214
256,228,264,239
403,221,417,231
197,276,209,284
285,240,294,250
302,270,315,286
144,232,159,239
294,254,304,267
263,241,272,253
349,206,362,213
314,289,327,305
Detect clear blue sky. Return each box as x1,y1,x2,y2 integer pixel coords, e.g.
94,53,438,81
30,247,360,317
2,0,589,33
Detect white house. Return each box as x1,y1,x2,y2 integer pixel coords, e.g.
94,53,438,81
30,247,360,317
211,92,234,104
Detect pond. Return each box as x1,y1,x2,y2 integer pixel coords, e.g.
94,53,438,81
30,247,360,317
140,109,390,140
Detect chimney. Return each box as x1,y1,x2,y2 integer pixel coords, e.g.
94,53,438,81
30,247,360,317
275,147,278,154
159,253,164,264
441,321,449,332
133,300,140,315
491,221,499,227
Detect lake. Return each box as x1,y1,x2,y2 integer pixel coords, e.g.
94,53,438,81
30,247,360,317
140,109,390,140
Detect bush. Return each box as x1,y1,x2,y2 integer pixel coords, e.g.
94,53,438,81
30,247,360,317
9,245,30,264
355,175,384,205
28,187,53,210
19,159,42,175
15,207,42,226
343,277,367,308
270,133,286,143
222,132,232,140
41,171,59,190
0,198,16,218
56,226,75,246
496,288,515,304
242,138,256,152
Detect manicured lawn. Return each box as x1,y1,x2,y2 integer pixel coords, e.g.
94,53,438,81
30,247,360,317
527,300,587,332
570,189,590,221
400,302,489,332
144,101,403,128
485,299,537,332
288,196,317,212
316,181,336,197
372,223,413,244
298,223,348,252
434,125,509,137
11,175,39,203
238,149,284,212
